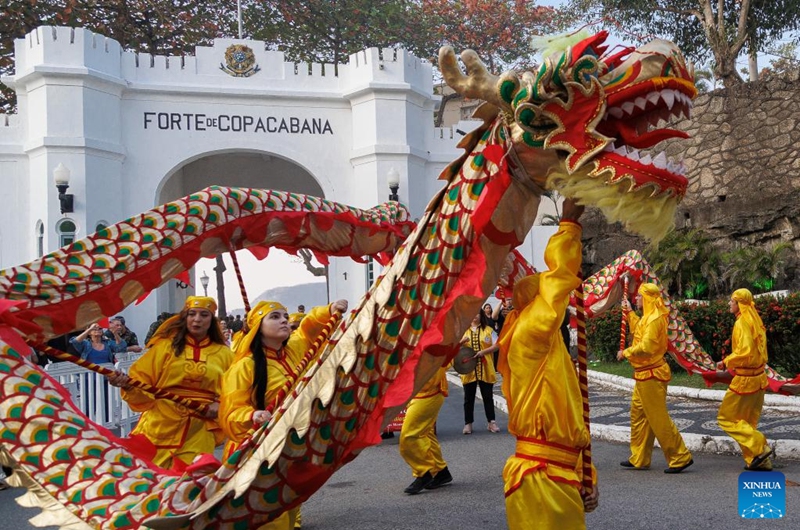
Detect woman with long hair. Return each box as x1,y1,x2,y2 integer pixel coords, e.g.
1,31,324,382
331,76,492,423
459,310,500,434
219,298,347,530
107,296,233,470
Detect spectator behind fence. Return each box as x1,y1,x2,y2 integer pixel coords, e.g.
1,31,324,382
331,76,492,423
70,323,127,364
104,315,142,353
145,312,174,344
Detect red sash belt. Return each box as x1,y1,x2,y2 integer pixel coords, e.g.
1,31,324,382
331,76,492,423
514,437,580,470
634,360,666,373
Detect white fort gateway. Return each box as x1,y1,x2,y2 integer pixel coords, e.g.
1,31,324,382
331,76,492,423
0,26,555,336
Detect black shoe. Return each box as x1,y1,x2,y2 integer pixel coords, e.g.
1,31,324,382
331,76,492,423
425,467,453,490
747,448,774,470
664,459,694,474
619,460,635,468
381,431,395,440
404,472,433,494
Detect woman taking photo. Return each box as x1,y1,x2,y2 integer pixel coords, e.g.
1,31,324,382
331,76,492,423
70,322,127,364
219,298,347,530
107,296,234,470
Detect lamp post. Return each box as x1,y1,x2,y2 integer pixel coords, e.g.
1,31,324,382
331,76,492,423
387,167,400,202
381,167,401,441
200,271,210,297
53,163,74,214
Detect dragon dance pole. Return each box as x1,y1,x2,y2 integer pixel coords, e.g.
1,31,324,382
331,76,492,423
620,276,630,351
574,280,594,495
29,342,210,414
228,246,251,314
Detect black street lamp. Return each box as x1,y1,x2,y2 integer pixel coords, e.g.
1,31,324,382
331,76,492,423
200,271,210,297
387,167,400,202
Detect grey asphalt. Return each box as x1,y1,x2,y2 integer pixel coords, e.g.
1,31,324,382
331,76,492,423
3,375,800,528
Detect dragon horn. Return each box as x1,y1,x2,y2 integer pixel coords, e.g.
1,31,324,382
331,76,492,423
438,46,511,113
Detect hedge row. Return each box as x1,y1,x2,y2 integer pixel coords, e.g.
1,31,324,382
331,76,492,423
586,293,800,377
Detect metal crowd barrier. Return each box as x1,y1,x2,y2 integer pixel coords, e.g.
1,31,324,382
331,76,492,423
44,354,143,436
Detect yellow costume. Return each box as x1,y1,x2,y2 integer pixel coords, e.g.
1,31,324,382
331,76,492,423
497,221,593,530
459,325,497,385
717,289,771,468
621,284,692,470
460,324,498,430
399,365,449,479
220,301,335,530
123,296,233,469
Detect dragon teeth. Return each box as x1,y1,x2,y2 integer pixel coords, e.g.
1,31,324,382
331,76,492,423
652,152,668,169
634,97,647,110
661,89,675,109
608,107,624,119
621,101,636,115
646,91,660,105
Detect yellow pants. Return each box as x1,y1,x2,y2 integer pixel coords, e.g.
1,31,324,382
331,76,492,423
399,393,446,477
718,389,768,466
629,378,692,468
505,470,585,530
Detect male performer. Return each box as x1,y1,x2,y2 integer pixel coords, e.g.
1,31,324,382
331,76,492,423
497,199,598,530
399,361,453,494
717,288,773,470
617,284,693,473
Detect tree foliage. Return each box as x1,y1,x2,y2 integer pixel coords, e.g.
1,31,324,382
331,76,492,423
566,0,800,88
409,0,565,73
244,1,411,68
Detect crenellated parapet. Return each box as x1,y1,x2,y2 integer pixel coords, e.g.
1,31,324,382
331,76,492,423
10,26,433,97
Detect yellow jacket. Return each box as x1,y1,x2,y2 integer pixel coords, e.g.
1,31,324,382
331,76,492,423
219,305,332,446
623,312,671,382
459,325,497,385
498,221,591,491
724,315,769,395
123,336,233,464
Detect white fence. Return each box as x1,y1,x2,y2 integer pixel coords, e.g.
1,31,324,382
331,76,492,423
44,354,142,436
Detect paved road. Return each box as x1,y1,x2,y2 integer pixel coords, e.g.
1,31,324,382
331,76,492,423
4,382,799,529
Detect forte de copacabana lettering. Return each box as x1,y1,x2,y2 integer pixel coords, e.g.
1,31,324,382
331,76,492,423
143,112,334,135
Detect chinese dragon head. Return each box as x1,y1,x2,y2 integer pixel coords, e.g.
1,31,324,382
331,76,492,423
440,30,696,242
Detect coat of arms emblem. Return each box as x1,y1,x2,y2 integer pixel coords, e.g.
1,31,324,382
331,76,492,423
220,44,260,77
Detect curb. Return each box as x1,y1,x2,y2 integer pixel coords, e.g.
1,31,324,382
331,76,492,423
446,371,800,461
588,370,800,413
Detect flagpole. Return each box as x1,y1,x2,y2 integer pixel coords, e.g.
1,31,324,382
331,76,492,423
238,0,243,39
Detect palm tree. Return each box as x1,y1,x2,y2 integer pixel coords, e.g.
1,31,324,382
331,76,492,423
539,190,562,225
721,242,793,293
646,228,718,298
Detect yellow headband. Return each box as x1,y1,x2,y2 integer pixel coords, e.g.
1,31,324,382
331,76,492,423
234,300,288,362
185,296,217,313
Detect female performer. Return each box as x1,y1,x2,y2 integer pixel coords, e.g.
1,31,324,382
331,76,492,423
219,299,347,530
459,311,500,434
107,296,233,469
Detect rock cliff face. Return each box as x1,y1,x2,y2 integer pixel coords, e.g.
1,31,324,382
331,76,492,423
582,72,800,286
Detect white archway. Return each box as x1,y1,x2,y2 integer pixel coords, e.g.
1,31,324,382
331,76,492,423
154,150,327,316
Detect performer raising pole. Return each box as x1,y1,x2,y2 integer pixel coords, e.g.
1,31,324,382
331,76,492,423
497,199,598,530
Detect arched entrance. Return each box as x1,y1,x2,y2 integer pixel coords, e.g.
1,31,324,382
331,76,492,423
155,150,326,318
